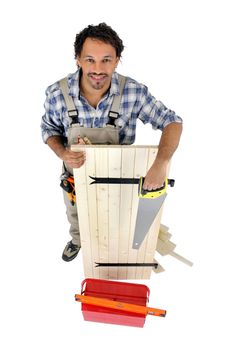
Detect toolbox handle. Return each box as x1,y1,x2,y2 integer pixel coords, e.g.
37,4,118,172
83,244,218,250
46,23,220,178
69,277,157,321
81,279,89,295
81,279,150,302
146,286,150,302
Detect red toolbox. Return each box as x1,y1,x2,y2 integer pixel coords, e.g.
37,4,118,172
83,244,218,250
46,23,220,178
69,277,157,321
75,279,165,327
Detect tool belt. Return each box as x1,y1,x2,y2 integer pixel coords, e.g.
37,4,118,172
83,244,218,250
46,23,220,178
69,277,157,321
60,170,76,206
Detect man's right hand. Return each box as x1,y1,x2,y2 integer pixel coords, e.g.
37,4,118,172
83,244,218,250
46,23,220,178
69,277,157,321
47,135,86,169
60,137,86,169
60,148,85,169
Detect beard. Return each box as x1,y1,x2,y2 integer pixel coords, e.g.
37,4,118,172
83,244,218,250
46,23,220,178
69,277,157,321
87,73,109,90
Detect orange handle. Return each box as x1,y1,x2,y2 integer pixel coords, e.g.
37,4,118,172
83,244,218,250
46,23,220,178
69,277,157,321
67,176,74,184
75,294,166,317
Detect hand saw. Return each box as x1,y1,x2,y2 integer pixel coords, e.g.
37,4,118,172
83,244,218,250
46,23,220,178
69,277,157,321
132,177,174,249
90,176,175,249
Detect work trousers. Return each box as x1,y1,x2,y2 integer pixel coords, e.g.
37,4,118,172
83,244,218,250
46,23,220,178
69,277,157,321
62,187,81,246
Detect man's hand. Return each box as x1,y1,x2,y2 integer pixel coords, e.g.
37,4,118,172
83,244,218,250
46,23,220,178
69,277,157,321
47,135,86,168
61,137,86,169
143,122,182,191
143,160,167,191
60,148,85,169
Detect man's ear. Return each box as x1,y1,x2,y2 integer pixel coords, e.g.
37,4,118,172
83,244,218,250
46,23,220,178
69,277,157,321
115,57,120,68
76,57,81,67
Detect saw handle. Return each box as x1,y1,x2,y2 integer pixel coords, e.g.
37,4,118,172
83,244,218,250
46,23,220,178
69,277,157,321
139,177,175,198
168,179,175,187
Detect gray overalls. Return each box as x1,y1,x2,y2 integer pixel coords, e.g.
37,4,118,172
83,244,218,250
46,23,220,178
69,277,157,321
59,75,126,246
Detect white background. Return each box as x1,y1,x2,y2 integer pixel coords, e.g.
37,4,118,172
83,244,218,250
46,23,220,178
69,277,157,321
0,0,233,349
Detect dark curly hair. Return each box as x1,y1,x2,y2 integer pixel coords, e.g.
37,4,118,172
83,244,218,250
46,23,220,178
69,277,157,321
74,23,124,59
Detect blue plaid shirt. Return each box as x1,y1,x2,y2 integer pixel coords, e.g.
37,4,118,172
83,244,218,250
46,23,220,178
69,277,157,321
41,69,182,144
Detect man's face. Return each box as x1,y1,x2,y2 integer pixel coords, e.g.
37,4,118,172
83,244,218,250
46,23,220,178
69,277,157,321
77,38,119,91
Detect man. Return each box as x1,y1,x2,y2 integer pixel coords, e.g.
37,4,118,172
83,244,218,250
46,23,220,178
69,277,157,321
41,23,183,262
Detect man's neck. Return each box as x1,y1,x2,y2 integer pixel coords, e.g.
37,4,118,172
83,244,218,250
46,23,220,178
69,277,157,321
80,79,110,108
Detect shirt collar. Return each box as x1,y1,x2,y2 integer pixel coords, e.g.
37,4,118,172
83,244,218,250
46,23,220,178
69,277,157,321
67,69,120,99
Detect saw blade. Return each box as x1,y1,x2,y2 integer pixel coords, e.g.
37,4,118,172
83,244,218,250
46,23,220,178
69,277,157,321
132,193,167,249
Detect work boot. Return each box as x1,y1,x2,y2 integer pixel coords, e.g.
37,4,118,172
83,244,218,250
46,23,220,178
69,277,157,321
62,241,80,262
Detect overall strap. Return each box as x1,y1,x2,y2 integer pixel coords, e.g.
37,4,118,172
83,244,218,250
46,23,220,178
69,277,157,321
107,73,126,126
59,78,79,123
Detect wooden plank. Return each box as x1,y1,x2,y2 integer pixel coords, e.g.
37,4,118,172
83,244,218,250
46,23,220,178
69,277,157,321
108,148,122,280
157,239,176,255
159,224,170,234
95,148,109,279
142,148,172,279
117,148,135,280
134,147,159,279
158,230,172,242
157,238,193,267
169,251,193,266
142,211,163,279
85,148,99,279
73,148,93,278
127,147,149,279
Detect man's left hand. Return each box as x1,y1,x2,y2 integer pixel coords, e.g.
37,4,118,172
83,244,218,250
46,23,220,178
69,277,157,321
143,161,168,191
